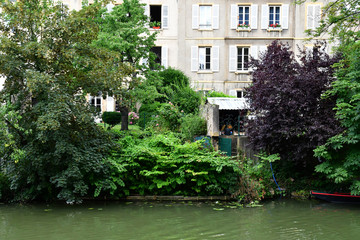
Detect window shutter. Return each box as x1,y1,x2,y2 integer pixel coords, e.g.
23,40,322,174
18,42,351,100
259,46,267,56
191,46,198,71
261,5,269,29
161,46,168,68
212,46,220,72
251,4,258,29
230,4,238,29
144,4,149,17
144,4,150,27
229,90,237,97
212,5,219,29
307,5,314,29
162,5,169,29
314,5,321,28
250,46,258,60
106,3,114,13
282,4,289,29
192,5,199,29
229,45,237,72
106,96,115,111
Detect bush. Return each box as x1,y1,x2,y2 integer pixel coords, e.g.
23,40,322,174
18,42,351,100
171,86,202,114
158,102,182,131
207,91,236,98
102,112,122,128
138,102,162,129
128,112,139,125
180,114,207,141
108,131,242,196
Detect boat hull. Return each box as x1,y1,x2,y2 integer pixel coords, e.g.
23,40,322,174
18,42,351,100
311,190,360,203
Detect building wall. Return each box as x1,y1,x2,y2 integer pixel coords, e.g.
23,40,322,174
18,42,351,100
1,0,328,110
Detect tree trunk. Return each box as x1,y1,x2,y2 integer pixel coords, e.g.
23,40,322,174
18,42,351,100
120,106,129,131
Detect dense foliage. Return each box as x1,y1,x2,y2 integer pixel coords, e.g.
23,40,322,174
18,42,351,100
246,41,341,169
0,0,122,202
102,112,122,128
107,130,241,196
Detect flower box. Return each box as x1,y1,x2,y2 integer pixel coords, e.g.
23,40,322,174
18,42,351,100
267,23,282,31
236,23,251,32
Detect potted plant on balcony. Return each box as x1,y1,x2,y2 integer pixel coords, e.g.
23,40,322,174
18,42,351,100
236,23,251,31
268,23,282,31
150,21,161,29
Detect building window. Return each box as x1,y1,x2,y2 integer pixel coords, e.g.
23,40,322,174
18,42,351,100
191,46,219,72
237,47,249,71
237,90,247,98
269,6,281,25
148,5,168,29
89,94,102,112
192,4,219,30
199,47,211,70
150,5,161,27
150,46,161,69
238,6,250,25
199,5,212,29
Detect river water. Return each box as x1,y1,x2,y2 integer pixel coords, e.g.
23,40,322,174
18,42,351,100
1,199,360,239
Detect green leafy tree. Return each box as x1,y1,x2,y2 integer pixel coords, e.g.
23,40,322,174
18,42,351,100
0,0,126,202
309,0,360,193
93,0,158,130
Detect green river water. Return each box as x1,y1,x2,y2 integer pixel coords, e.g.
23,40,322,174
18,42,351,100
1,199,360,240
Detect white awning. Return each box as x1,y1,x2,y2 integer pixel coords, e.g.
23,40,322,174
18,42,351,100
207,97,249,110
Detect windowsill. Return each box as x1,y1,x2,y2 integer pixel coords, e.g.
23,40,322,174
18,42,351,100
235,71,250,75
198,28,213,31
150,28,163,31
236,28,251,32
197,70,213,74
267,28,282,32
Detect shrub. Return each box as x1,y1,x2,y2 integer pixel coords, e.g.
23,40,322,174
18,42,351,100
207,91,236,98
180,114,207,141
128,112,139,125
108,131,242,196
171,86,202,114
102,111,122,128
158,102,182,131
138,102,161,129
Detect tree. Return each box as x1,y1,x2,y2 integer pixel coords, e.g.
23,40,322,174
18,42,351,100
0,0,127,202
303,0,360,194
246,41,341,169
93,0,158,130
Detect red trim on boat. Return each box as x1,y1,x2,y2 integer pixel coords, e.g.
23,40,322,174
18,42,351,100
311,191,360,198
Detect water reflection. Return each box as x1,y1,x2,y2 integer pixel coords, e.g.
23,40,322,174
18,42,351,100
1,200,360,239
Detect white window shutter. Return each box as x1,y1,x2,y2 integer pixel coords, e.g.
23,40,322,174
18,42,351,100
259,46,267,56
307,5,314,29
251,4,258,29
162,5,169,29
144,4,149,17
282,4,289,29
212,5,219,29
229,90,237,97
161,46,168,68
192,5,199,29
230,4,238,29
191,46,198,71
106,96,115,111
212,46,220,72
229,45,237,72
250,46,258,60
106,3,114,13
314,5,321,28
261,5,269,29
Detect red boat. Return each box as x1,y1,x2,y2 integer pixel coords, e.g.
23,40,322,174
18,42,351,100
311,190,360,203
